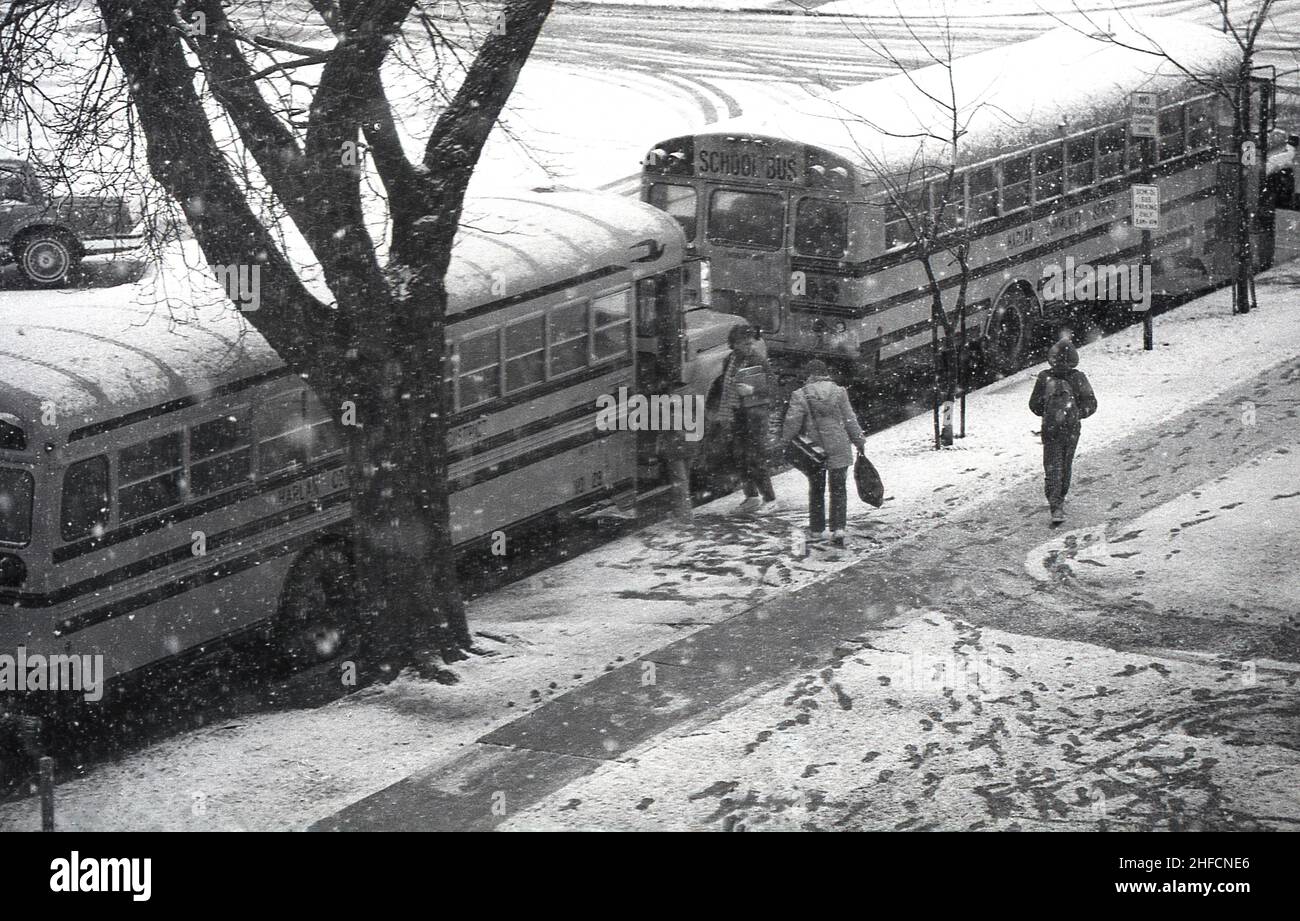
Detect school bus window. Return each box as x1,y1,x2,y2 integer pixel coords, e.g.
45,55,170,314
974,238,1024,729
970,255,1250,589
1159,106,1186,161
1187,99,1214,150
592,290,632,361
883,188,923,249
967,167,998,223
0,467,34,545
306,414,343,460
929,179,961,227
1098,126,1126,179
0,413,25,451
456,329,501,409
648,184,697,241
548,300,589,377
1000,155,1031,213
505,315,545,393
258,392,309,475
794,198,848,257
1034,144,1063,203
1066,134,1096,190
61,455,109,541
707,190,784,249
189,414,252,496
635,278,659,337
118,432,184,520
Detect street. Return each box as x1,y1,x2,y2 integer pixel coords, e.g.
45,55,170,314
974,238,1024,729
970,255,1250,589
462,1,1300,194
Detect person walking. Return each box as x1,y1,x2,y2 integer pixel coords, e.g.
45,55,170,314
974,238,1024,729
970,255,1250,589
781,359,865,546
719,323,778,513
1029,338,1098,525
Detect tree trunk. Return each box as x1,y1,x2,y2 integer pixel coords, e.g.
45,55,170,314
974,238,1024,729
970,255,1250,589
100,0,473,671
349,371,468,671
1234,72,1254,314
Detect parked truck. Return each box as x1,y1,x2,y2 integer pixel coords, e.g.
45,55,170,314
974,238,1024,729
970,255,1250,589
0,158,144,286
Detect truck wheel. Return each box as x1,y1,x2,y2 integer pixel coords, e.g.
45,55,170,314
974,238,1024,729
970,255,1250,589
272,542,359,673
15,231,80,287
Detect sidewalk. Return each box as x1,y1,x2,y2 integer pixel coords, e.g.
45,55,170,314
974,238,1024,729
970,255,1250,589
488,352,1300,830
316,293,1300,831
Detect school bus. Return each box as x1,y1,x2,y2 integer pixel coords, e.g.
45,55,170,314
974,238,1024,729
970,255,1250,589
643,19,1272,381
0,188,741,714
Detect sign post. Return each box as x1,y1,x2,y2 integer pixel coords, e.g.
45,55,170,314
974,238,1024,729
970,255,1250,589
1129,92,1160,351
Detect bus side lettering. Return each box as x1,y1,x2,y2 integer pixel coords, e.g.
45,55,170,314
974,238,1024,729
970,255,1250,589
275,467,348,506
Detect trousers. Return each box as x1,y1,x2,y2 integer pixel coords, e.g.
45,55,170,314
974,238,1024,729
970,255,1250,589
1042,426,1080,507
733,408,774,502
808,465,848,533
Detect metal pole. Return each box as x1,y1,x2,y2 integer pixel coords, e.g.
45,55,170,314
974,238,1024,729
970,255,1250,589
39,756,54,831
1143,134,1155,351
930,306,941,450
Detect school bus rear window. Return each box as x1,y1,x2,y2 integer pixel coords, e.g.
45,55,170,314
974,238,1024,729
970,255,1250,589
61,456,110,541
118,433,184,521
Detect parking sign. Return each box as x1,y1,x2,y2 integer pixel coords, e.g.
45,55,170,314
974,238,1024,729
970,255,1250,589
1130,91,1159,138
1131,184,1159,230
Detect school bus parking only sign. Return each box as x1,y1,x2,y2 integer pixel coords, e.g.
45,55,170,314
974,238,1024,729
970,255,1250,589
1131,183,1160,230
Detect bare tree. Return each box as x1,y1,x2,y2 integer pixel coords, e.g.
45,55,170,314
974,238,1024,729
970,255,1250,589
828,9,1012,448
1,0,554,676
1056,0,1278,314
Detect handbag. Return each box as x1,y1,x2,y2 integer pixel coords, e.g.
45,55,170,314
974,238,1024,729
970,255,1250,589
785,385,828,475
786,433,827,475
854,450,884,507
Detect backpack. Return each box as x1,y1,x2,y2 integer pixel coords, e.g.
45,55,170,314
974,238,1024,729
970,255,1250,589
1041,374,1080,434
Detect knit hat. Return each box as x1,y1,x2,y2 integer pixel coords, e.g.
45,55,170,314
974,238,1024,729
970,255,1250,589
805,359,831,379
1048,339,1079,369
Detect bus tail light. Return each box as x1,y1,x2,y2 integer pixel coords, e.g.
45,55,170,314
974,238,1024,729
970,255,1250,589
684,259,711,309
0,553,26,587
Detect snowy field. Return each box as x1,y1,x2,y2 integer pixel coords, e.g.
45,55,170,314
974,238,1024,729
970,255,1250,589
3,267,1299,831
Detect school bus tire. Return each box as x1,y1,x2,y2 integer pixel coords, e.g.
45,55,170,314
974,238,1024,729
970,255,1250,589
272,541,359,673
983,287,1033,375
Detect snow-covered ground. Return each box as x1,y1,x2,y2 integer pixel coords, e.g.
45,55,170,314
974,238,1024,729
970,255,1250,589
1028,445,1300,631
4,266,1299,831
499,610,1300,831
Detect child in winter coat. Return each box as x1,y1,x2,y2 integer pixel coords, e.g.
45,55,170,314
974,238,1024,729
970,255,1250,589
719,324,777,514
1029,338,1098,524
781,359,866,546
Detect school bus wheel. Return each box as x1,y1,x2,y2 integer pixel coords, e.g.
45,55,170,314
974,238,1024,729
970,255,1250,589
983,288,1032,375
272,541,359,671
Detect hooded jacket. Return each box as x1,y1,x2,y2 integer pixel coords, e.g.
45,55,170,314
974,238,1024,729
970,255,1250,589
782,376,865,468
1029,341,1098,434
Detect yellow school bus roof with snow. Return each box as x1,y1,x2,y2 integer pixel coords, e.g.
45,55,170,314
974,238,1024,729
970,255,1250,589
0,188,687,450
685,18,1238,183
448,188,688,315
